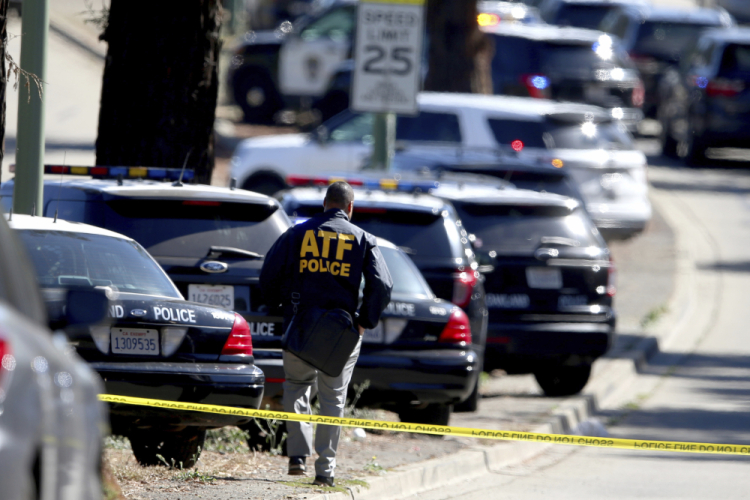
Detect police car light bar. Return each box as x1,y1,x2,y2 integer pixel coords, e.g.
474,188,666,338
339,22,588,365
8,164,195,181
286,175,439,193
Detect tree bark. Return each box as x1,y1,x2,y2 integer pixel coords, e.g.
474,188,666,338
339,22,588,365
423,0,492,95
96,0,222,184
0,0,9,180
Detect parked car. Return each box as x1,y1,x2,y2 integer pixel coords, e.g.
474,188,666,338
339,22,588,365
657,27,750,165
8,212,265,468
229,92,642,195
537,0,647,30
0,212,107,500
599,3,735,117
479,23,645,131
279,177,489,412
429,184,617,396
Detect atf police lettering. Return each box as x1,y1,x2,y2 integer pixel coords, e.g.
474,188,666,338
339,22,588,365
299,230,355,277
153,306,197,323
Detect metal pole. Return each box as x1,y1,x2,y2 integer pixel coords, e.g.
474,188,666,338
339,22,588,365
371,112,395,171
13,0,49,216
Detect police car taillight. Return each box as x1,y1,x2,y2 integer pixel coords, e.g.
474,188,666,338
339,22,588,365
221,313,253,356
452,271,478,308
438,308,471,345
0,335,14,403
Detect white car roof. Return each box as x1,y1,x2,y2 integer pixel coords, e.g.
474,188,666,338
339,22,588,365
5,214,134,240
415,92,608,119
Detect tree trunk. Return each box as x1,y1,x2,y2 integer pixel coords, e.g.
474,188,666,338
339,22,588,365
96,0,222,184
0,0,9,180
423,0,492,95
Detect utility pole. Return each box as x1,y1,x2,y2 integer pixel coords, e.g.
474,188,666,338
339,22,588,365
371,113,395,171
13,0,48,216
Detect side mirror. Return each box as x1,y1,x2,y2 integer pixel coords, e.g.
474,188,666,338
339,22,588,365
66,287,109,327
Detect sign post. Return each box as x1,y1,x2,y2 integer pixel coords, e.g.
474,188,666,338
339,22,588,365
352,0,425,171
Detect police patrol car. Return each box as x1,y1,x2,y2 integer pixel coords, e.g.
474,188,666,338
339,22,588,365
7,210,265,468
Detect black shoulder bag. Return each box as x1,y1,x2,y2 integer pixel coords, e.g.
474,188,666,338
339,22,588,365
280,246,360,377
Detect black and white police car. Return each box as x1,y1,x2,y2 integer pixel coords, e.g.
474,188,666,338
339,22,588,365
431,182,616,396
7,213,265,468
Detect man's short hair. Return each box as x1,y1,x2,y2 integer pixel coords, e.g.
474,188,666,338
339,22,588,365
325,181,355,208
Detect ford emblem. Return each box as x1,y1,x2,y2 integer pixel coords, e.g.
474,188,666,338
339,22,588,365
130,309,147,317
200,261,228,274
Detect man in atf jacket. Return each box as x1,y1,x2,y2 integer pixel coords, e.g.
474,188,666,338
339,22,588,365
260,181,392,487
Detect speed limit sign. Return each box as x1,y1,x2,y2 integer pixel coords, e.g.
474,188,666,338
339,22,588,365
351,0,425,115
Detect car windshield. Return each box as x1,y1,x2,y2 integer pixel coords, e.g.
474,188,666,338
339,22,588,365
553,4,619,29
451,202,600,255
379,246,433,297
634,21,716,60
102,199,286,258
17,230,181,298
287,204,462,260
488,117,633,150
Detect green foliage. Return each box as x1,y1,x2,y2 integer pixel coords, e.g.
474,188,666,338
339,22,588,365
103,435,131,451
205,427,250,453
640,304,669,329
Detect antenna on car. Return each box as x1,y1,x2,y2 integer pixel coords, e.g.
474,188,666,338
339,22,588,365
8,207,11,221
53,150,67,223
173,147,194,187
230,177,237,190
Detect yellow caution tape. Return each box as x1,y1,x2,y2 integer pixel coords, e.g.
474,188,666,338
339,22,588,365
99,394,750,457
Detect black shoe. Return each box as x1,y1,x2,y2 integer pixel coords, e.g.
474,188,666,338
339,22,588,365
288,456,306,476
313,475,334,487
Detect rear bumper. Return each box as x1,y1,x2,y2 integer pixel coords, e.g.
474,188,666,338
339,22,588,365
92,362,265,429
484,320,616,373
254,347,480,408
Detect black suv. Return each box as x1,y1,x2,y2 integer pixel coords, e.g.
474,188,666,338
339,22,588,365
279,180,489,411
657,28,750,165
431,183,616,396
599,4,734,118
480,23,644,131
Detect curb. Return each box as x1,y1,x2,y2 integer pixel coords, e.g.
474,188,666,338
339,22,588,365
307,188,694,500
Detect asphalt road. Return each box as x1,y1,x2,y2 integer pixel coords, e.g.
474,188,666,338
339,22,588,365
401,155,750,499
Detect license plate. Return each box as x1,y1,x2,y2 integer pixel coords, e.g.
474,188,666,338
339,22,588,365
111,328,159,355
558,295,589,308
362,322,384,343
526,267,563,289
188,284,234,310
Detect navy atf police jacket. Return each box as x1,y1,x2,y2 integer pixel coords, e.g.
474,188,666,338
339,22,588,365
260,208,393,329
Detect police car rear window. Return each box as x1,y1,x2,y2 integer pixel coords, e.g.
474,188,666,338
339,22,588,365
17,230,181,298
104,199,286,257
634,22,715,60
288,205,459,260
452,203,600,254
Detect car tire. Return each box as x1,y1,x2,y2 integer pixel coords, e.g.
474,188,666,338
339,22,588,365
240,419,288,455
534,364,592,397
454,371,482,413
128,427,207,468
233,69,281,125
397,403,452,427
314,90,350,123
241,173,287,196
